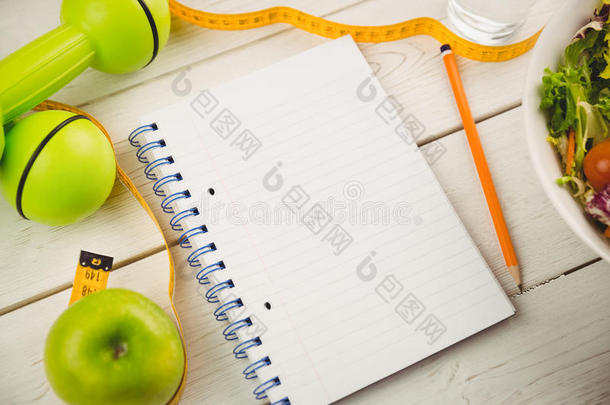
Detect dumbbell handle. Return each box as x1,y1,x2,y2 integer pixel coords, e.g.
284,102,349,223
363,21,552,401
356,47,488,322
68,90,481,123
0,24,93,123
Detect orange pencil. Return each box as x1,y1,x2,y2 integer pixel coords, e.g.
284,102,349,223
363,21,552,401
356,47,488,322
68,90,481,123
440,44,521,290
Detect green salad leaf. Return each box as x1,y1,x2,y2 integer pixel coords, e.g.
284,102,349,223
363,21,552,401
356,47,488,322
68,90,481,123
596,89,610,119
565,28,600,68
541,3,610,178
540,65,588,137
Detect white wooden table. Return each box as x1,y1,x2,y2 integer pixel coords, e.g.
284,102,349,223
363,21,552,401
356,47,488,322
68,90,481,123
1,1,609,404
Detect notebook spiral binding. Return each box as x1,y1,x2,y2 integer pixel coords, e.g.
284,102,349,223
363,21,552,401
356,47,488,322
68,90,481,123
130,124,290,405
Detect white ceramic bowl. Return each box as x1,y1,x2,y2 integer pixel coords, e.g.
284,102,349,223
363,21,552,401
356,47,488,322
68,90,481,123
524,0,610,261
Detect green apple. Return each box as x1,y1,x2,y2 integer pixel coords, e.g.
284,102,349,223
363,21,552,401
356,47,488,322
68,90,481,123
44,288,184,405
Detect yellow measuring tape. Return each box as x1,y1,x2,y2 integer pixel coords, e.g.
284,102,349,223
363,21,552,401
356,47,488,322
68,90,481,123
35,100,187,405
35,3,543,403
168,0,541,62
69,250,113,305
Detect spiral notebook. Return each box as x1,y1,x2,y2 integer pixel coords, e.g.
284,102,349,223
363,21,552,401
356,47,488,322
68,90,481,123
129,36,514,405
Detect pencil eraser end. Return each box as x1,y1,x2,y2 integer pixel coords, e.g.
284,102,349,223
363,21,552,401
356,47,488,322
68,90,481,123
440,44,452,53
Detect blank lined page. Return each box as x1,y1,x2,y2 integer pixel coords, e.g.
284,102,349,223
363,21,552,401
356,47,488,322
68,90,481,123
141,36,514,404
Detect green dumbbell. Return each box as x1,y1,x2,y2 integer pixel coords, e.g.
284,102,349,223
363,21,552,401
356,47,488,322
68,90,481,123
0,0,171,159
0,110,117,226
0,0,170,225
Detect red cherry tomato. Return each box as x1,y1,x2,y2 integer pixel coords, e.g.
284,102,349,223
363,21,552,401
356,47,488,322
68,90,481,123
584,140,610,191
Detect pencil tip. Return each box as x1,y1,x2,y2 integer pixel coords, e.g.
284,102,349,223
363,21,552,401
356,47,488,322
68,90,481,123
440,44,452,53
507,265,522,291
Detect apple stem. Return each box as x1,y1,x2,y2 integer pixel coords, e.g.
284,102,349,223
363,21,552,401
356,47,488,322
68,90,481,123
113,342,128,360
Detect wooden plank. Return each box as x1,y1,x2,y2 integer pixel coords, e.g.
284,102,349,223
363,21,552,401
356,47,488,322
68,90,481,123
117,104,599,295
0,0,368,106
74,0,557,144
0,0,556,120
431,107,599,294
1,245,608,404
338,260,610,405
0,179,162,312
1,102,589,312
